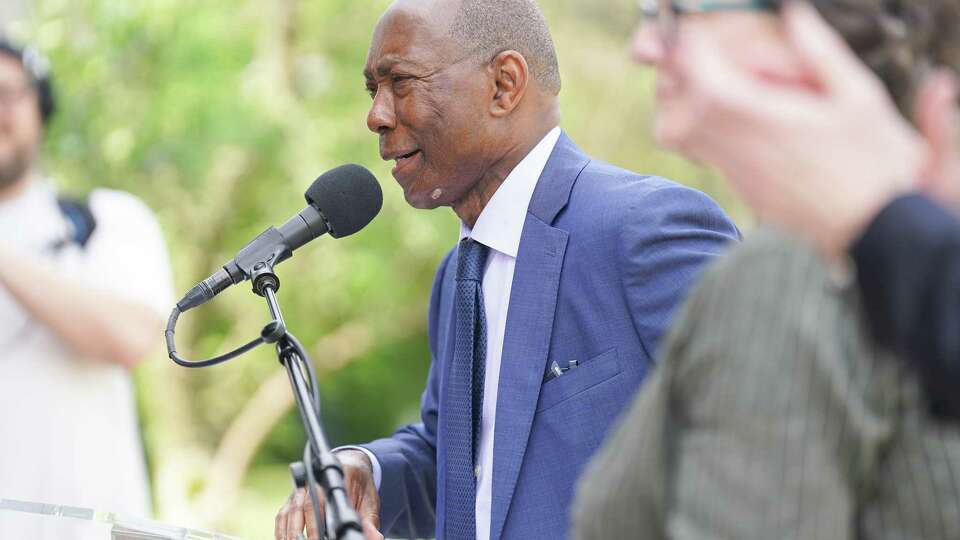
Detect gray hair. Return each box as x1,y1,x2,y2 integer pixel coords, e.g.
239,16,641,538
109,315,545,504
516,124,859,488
448,0,562,95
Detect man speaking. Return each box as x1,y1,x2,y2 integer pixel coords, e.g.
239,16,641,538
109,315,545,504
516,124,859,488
275,1,739,539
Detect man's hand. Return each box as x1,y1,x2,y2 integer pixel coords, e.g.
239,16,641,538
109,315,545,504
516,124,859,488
666,1,931,257
274,449,383,540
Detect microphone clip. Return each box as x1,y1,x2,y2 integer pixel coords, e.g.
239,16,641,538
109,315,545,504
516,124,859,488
251,259,281,298
229,226,293,296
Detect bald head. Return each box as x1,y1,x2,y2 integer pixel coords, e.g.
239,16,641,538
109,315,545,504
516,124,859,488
448,0,561,95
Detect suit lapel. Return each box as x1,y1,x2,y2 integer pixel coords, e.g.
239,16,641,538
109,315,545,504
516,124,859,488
489,133,589,540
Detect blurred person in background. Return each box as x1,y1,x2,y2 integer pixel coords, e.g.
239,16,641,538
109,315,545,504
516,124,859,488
574,1,960,539
0,37,173,539
274,0,739,539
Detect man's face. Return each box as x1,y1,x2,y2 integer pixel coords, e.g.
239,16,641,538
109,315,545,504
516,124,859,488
631,7,801,152
364,2,496,210
0,54,42,190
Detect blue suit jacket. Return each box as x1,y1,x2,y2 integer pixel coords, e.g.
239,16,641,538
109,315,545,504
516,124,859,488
363,133,740,539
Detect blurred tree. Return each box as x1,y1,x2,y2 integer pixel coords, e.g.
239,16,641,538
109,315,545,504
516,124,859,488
16,0,747,537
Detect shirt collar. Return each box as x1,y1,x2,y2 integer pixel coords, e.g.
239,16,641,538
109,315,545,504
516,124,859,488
459,126,562,258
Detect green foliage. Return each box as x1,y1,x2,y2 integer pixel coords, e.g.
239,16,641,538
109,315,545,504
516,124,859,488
19,0,747,537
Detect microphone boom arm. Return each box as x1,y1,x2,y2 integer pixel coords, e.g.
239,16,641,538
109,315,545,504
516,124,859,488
262,278,366,540
165,263,366,540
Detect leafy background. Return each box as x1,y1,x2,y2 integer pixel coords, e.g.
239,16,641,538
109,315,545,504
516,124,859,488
6,0,748,538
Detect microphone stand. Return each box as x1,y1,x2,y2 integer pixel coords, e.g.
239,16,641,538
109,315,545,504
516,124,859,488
253,265,366,540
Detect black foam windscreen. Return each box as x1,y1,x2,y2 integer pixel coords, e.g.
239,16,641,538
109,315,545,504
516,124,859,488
305,164,383,238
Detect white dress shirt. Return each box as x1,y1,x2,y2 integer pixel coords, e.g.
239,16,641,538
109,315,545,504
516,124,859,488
355,126,561,540
0,181,174,540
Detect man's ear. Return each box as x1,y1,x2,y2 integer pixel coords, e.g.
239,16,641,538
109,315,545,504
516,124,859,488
914,69,960,210
488,50,529,117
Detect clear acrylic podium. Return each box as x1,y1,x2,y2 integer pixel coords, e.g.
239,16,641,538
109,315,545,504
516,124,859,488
0,498,247,539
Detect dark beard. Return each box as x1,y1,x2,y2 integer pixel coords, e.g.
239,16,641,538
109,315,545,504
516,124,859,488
0,151,31,191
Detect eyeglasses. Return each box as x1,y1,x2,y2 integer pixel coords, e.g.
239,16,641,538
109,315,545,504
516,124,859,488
0,84,34,109
638,0,775,44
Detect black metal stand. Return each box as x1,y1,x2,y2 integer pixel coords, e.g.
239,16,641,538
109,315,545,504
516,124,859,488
166,262,367,540
257,267,365,540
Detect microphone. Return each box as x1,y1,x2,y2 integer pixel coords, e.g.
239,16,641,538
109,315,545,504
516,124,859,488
176,164,382,312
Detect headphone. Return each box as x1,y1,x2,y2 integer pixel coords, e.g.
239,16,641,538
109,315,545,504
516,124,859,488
0,37,56,125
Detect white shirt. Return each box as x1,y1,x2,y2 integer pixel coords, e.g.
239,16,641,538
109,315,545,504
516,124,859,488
357,127,561,540
0,181,174,540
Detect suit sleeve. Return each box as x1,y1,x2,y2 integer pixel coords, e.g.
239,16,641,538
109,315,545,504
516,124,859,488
576,233,895,540
358,250,452,538
618,184,740,360
851,194,960,418
655,240,884,539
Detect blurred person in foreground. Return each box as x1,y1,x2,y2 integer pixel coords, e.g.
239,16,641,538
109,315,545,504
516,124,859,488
274,0,739,539
0,38,173,539
573,1,960,539
633,0,960,416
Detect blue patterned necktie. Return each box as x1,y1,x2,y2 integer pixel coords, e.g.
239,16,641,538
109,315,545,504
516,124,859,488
446,237,489,540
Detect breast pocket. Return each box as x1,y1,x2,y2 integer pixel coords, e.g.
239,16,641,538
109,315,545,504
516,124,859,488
536,348,622,413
